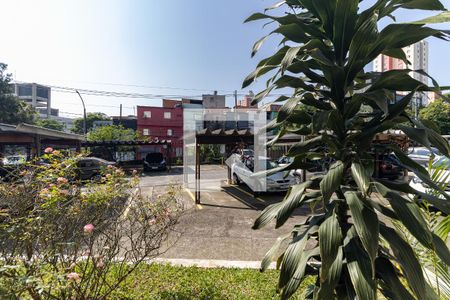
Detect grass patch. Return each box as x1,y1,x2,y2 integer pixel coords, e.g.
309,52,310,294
111,263,314,299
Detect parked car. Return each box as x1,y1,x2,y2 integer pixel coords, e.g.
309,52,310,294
2,155,26,166
231,155,297,194
409,156,450,196
376,153,406,179
143,153,167,171
408,147,440,166
277,155,328,173
76,157,115,181
235,148,254,158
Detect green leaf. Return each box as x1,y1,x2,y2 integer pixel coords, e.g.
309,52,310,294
251,35,270,57
320,161,344,204
332,0,358,63
275,181,312,228
408,11,450,24
400,0,445,11
277,97,301,122
396,124,431,149
345,191,379,275
281,46,302,70
375,178,450,214
376,257,415,300
288,136,323,156
374,183,433,248
274,24,309,43
279,226,319,290
281,247,320,300
253,202,282,229
351,161,371,195
261,233,291,272
319,211,343,281
432,233,450,266
380,225,427,299
315,247,343,299
344,227,376,300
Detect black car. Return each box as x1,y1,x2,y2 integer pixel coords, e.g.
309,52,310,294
144,153,167,171
76,157,115,181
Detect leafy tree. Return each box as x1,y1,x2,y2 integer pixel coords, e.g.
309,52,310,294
71,112,110,134
245,1,450,299
0,63,37,124
87,125,139,142
420,99,450,134
36,118,65,131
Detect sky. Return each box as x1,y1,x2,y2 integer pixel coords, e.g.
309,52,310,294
1,0,450,118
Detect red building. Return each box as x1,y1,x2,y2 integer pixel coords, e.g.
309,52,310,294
137,105,183,159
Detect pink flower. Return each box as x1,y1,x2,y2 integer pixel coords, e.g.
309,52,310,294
44,147,53,154
59,189,69,196
107,165,114,170
57,177,68,184
83,223,94,234
132,169,138,175
67,272,81,282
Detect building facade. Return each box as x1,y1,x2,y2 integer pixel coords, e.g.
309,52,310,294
202,91,226,108
373,40,429,106
137,105,183,159
14,83,52,117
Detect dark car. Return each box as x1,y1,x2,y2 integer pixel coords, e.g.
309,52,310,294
376,154,405,179
144,153,167,171
76,157,115,181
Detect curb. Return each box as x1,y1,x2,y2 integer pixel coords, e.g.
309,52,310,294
150,258,276,269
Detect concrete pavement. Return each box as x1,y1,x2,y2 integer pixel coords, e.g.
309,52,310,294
140,165,311,262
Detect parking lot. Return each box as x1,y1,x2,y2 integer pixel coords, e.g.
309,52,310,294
139,165,310,262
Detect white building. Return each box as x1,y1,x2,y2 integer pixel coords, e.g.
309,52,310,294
14,83,52,117
373,40,429,106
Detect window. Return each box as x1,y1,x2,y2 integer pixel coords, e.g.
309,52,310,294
167,129,173,136
164,112,171,119
18,85,32,96
143,111,151,118
143,129,149,136
36,87,49,98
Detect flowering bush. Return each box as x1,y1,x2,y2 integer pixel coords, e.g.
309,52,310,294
0,152,181,299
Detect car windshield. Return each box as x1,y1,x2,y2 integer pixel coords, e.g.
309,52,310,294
434,156,450,170
265,160,278,170
242,149,253,156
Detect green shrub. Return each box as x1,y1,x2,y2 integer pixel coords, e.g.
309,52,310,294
0,150,181,299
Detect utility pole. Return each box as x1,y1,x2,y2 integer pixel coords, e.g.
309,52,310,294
76,90,87,137
119,104,123,121
234,90,238,129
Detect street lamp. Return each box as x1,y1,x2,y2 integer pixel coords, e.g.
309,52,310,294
75,90,87,136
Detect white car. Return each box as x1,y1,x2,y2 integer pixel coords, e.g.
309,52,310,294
407,147,440,167
231,155,297,193
409,156,450,196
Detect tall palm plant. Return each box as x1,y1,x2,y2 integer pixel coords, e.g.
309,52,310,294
244,1,450,299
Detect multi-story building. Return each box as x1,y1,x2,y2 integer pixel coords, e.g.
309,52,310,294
137,105,183,158
202,91,226,108
14,83,52,117
236,91,256,108
373,40,429,106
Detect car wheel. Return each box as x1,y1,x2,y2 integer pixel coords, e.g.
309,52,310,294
91,174,102,183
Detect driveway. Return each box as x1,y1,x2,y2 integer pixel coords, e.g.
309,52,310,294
139,165,311,262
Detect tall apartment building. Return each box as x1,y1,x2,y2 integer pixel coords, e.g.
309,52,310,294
14,83,51,117
373,40,429,106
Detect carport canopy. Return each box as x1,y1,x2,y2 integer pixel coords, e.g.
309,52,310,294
192,129,304,204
